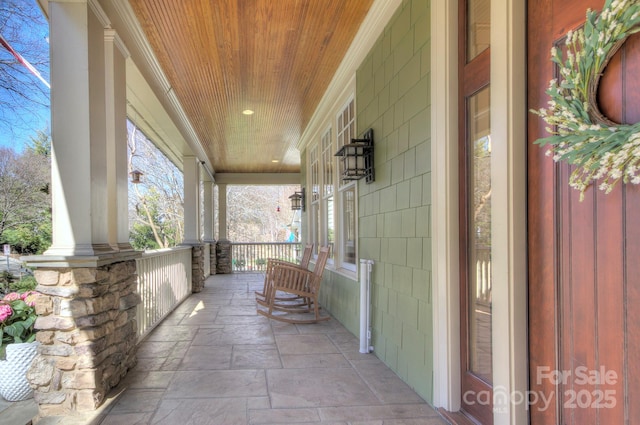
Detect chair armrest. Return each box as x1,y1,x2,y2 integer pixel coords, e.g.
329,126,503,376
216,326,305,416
266,258,306,270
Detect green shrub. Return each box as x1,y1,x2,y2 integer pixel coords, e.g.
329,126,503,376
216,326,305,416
10,276,37,293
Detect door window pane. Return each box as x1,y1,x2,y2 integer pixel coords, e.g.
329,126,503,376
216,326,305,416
467,86,492,382
467,0,490,61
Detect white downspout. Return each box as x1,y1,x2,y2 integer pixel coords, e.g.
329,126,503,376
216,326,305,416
359,259,374,353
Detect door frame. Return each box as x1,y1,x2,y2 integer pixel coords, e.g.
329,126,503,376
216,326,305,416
431,1,528,424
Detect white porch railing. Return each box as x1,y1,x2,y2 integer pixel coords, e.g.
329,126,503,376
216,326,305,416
475,247,491,306
136,246,192,341
231,242,300,272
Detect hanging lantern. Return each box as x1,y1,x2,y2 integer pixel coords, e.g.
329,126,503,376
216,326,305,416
334,128,374,183
129,170,143,184
289,188,305,211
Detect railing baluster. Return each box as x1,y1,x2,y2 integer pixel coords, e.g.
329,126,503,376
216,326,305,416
136,246,193,341
229,242,300,272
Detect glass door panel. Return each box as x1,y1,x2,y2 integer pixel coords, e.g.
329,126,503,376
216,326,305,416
467,86,492,382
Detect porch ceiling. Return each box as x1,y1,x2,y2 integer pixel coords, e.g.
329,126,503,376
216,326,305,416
126,0,374,175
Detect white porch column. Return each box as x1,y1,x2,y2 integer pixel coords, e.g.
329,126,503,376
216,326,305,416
203,177,215,242
45,0,112,256
182,156,201,244
217,183,228,241
24,2,141,419
104,29,132,251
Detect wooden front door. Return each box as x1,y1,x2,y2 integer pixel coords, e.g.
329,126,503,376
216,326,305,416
528,0,640,424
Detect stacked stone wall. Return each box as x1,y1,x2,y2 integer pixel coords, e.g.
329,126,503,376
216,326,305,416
191,244,205,292
26,260,139,417
209,241,217,275
216,240,232,274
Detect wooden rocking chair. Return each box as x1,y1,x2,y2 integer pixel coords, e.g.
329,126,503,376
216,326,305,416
257,246,330,324
255,243,314,301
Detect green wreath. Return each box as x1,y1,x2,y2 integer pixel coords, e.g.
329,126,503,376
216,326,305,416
533,0,640,200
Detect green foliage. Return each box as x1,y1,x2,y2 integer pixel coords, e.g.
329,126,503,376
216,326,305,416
10,276,37,293
2,216,52,255
0,292,39,359
130,223,161,251
26,130,52,157
0,272,16,295
532,0,640,199
0,134,52,253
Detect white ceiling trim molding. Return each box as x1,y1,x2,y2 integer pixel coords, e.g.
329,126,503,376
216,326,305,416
107,0,215,176
296,0,402,151
88,0,110,28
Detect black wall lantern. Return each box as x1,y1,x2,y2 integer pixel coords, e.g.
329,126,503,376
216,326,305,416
289,188,305,211
334,128,374,183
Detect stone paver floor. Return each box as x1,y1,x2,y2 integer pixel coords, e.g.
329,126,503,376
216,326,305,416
5,273,449,425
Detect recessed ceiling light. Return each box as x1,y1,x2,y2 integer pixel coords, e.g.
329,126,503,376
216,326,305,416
271,159,279,163
242,109,254,115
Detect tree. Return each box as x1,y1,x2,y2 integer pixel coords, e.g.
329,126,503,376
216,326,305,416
128,121,184,250
0,0,50,139
227,185,299,242
126,122,298,248
0,139,51,254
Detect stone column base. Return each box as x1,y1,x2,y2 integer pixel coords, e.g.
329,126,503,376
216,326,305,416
216,240,232,274
190,244,206,292
23,253,140,418
205,240,217,275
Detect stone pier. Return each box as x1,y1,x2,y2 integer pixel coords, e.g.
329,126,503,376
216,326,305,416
191,244,206,293
26,258,140,419
216,240,232,274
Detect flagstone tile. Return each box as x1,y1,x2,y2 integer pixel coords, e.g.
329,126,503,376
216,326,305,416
108,389,164,414
193,324,275,345
350,359,426,404
280,353,350,369
151,398,248,425
267,368,378,408
231,346,282,369
179,345,233,370
319,404,443,422
248,407,320,424
121,371,175,389
145,325,199,342
100,412,154,425
275,334,339,355
165,370,267,398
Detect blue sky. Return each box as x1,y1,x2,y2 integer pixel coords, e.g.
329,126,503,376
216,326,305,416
0,0,50,152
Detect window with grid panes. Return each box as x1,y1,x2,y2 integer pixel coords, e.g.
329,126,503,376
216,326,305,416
321,129,334,260
309,145,320,255
336,98,357,268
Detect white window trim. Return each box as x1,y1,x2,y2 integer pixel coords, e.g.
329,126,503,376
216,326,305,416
305,94,358,279
431,1,527,424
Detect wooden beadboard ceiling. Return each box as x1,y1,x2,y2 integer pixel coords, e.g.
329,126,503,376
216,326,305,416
128,0,374,174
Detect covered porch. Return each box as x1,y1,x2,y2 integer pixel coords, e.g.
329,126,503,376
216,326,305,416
4,273,448,424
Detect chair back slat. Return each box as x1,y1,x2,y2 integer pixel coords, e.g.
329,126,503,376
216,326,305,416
313,246,330,278
300,244,314,268
307,246,330,295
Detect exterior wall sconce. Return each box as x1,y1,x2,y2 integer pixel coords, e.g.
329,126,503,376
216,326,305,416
129,170,143,184
334,128,374,183
289,188,305,211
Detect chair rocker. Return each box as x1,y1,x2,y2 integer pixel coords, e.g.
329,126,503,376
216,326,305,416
255,243,313,302
257,246,330,324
